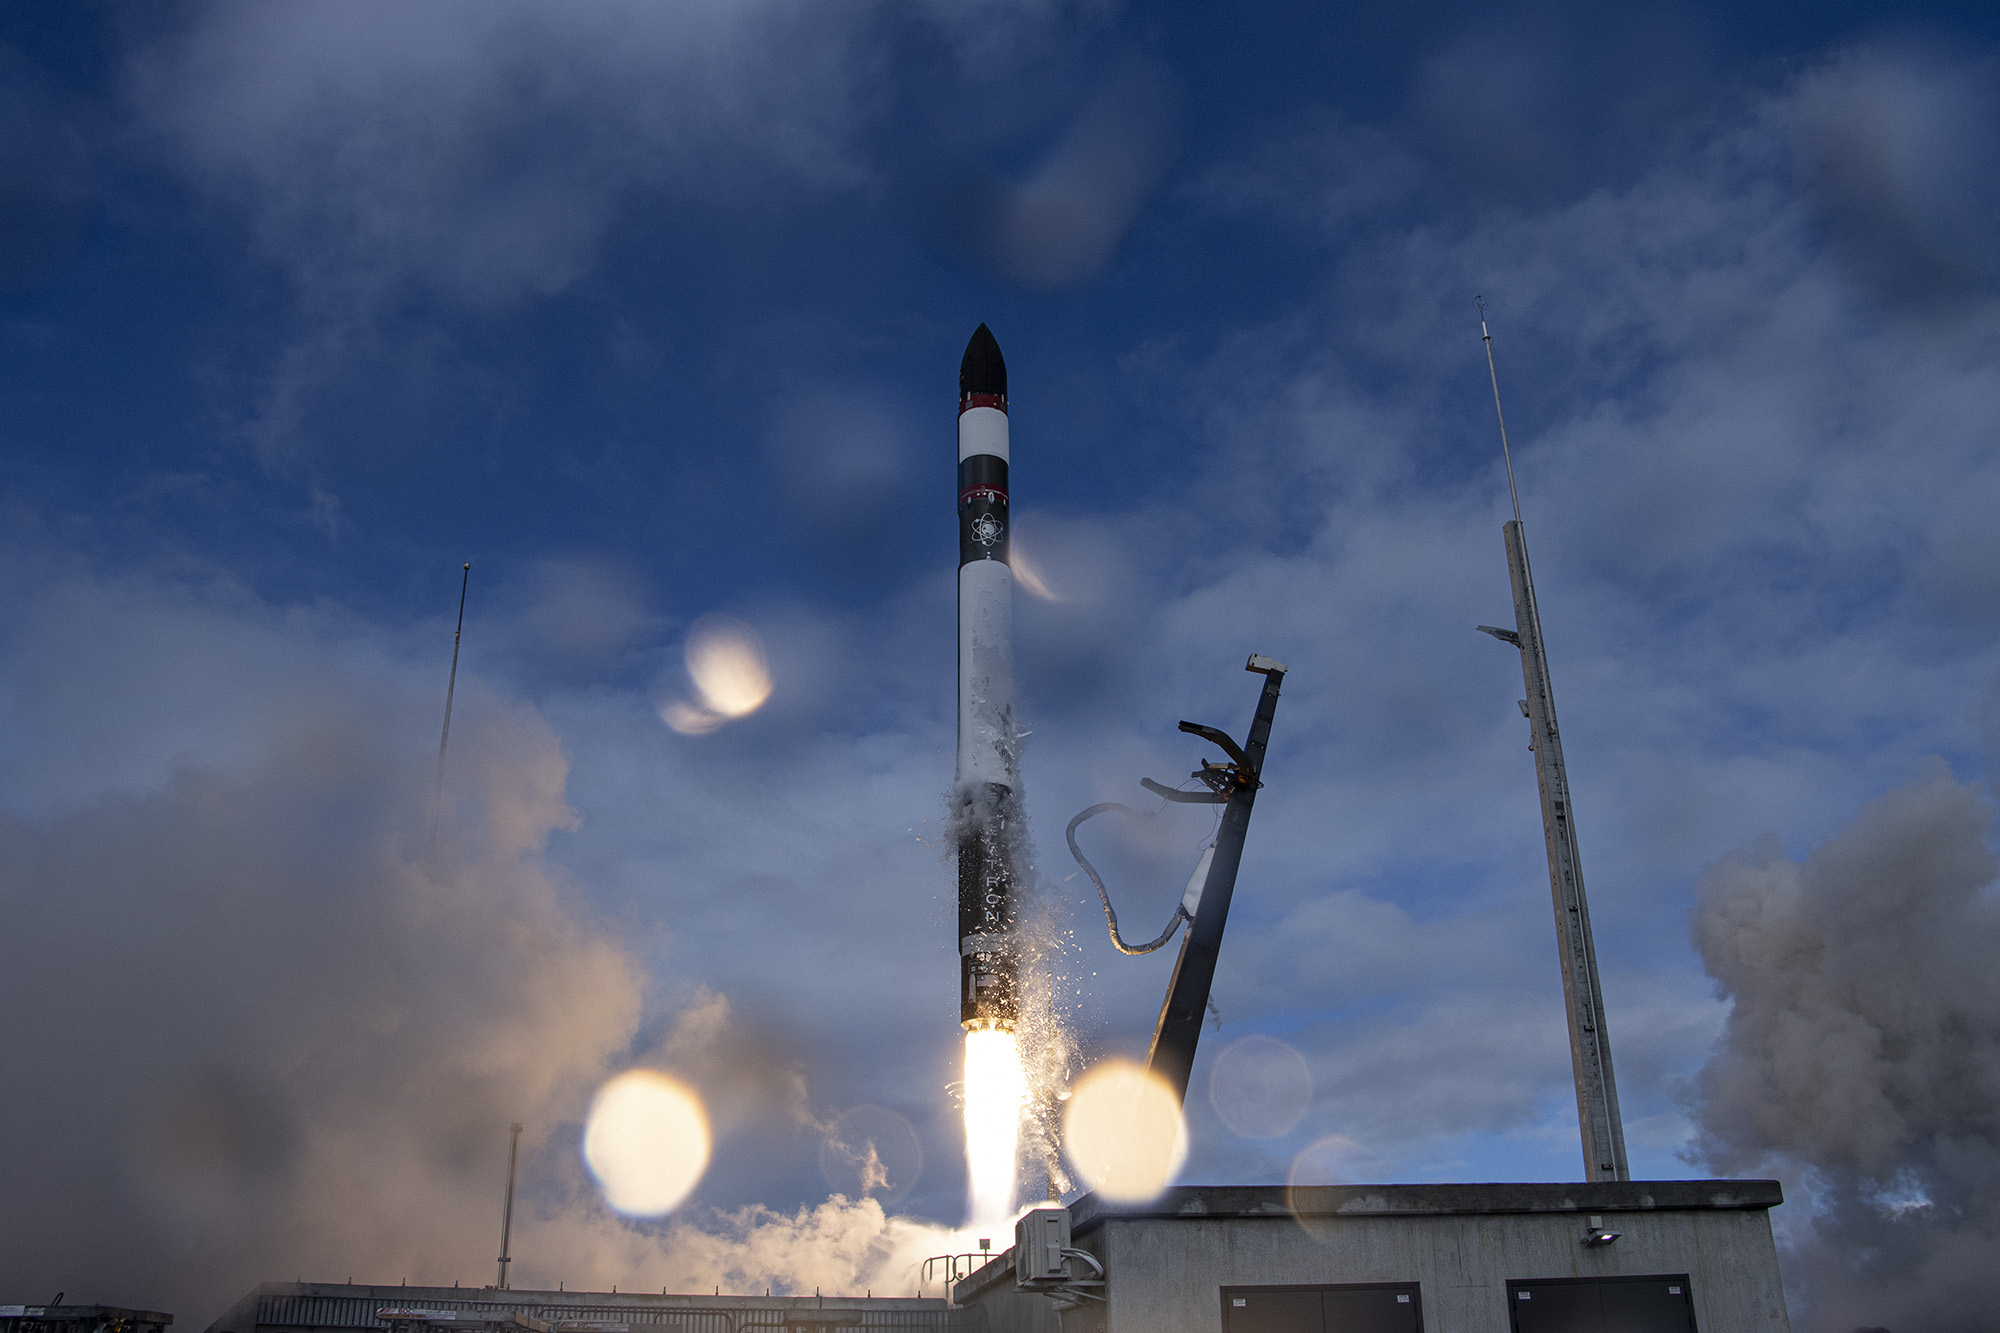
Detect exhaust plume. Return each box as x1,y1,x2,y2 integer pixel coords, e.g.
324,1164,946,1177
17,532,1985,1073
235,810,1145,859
0,560,967,1321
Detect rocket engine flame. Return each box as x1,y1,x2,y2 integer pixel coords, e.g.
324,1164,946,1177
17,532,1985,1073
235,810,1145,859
962,1026,1025,1228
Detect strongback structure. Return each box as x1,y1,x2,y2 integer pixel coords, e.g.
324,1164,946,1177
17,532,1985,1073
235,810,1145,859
1476,310,1629,1184
1064,654,1289,1108
1143,657,1286,1105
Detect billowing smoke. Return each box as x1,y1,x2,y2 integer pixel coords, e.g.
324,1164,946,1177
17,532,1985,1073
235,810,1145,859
0,674,641,1315
625,1197,958,1299
0,557,965,1323
1689,763,2000,1333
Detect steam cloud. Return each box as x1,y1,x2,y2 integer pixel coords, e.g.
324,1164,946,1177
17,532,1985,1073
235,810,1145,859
1690,763,2000,1333
0,560,960,1323
0,672,640,1316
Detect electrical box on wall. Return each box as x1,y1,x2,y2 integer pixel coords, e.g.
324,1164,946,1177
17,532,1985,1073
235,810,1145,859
1015,1206,1071,1284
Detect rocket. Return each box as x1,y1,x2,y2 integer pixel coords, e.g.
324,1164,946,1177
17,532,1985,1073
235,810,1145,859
957,323,1018,1032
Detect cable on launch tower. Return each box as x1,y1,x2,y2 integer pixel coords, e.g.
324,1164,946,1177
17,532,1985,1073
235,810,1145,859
1065,802,1193,955
1060,655,1287,1105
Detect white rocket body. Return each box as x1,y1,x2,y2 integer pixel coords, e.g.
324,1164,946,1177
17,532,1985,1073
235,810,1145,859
957,403,1014,794
955,324,1018,1030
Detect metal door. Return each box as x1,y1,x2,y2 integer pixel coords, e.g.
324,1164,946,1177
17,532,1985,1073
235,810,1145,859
1220,1285,1421,1333
1507,1276,1696,1332
1221,1289,1320,1333
1320,1285,1421,1333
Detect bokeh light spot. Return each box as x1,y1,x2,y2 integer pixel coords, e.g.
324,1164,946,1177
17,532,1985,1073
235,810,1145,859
686,616,771,718
583,1070,710,1216
1209,1033,1313,1139
1062,1059,1186,1204
1287,1133,1366,1237
658,697,726,735
821,1103,923,1203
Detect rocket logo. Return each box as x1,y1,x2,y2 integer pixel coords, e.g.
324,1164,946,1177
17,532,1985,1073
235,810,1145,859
970,514,1004,546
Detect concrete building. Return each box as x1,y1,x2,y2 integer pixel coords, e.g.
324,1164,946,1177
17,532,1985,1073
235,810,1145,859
204,1284,962,1333
954,1181,1790,1333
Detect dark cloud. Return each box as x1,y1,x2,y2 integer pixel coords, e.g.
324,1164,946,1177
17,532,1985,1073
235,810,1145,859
1409,9,1715,205
118,0,890,476
1790,45,2000,305
906,59,1179,291
126,1,877,312
972,61,1179,291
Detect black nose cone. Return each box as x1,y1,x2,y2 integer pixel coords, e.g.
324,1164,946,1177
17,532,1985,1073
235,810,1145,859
959,323,1007,402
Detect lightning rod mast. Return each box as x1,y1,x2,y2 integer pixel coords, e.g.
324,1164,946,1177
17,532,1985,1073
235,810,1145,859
1475,301,1629,1183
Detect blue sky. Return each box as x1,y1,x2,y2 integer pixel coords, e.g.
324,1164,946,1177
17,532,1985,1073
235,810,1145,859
6,3,2000,1329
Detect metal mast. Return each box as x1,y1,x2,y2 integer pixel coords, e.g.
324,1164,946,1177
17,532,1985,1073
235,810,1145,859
430,562,472,849
496,1121,522,1289
1475,303,1629,1183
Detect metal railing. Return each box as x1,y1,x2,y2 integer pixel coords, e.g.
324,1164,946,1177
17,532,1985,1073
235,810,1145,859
259,1299,955,1333
916,1254,1004,1301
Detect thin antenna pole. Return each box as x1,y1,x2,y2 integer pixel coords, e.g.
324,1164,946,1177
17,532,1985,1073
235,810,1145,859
497,1122,522,1289
1478,296,1524,529
430,563,471,848
1473,302,1629,1183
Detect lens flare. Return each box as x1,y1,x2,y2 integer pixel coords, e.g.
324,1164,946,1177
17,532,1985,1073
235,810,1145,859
1286,1133,1369,1237
1062,1059,1187,1204
686,616,771,717
1209,1033,1313,1139
962,1026,1025,1227
657,617,773,735
820,1103,923,1203
658,698,726,735
1288,1133,1361,1192
583,1070,710,1216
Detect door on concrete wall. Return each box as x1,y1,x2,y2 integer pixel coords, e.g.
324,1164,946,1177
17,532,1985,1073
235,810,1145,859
1506,1275,1697,1332
1220,1283,1422,1333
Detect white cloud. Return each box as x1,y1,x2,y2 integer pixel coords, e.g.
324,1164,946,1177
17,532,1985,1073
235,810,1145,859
128,1,875,311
